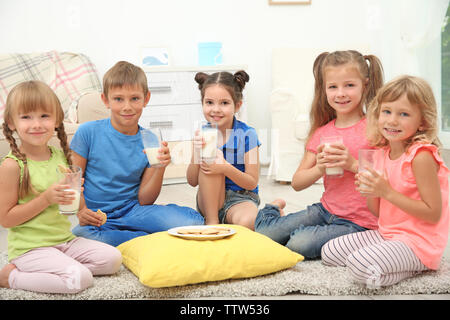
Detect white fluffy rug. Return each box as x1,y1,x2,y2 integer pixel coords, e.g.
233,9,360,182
1,252,450,300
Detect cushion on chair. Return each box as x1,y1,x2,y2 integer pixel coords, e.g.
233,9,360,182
76,92,109,123
0,51,102,124
117,224,303,288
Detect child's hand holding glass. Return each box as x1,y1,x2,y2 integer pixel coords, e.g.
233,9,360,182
192,128,204,164
356,167,391,198
200,149,228,175
42,182,76,207
154,141,171,168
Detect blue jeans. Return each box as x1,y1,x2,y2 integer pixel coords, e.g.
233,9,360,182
72,200,205,247
254,203,367,259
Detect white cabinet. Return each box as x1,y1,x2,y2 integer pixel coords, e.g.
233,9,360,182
139,65,247,184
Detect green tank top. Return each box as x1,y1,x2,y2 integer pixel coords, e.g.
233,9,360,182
4,146,76,261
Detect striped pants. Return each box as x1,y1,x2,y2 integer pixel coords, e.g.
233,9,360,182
321,230,428,288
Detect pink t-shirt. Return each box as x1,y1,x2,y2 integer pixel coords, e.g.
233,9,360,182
376,143,450,270
306,118,378,230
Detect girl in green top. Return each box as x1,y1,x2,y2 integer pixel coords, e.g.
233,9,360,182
0,81,122,294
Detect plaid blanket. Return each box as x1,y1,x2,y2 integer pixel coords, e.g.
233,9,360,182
0,51,101,123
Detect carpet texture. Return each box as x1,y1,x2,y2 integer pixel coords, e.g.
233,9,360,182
1,252,450,299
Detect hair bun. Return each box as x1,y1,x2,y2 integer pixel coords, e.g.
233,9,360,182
194,72,209,89
233,70,249,91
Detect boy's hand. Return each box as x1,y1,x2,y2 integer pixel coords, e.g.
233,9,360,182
77,207,104,227
156,141,171,168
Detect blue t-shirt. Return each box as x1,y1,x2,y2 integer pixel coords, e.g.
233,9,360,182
221,117,261,193
70,119,149,212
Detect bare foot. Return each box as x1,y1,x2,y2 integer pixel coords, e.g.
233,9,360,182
270,199,287,216
0,263,16,288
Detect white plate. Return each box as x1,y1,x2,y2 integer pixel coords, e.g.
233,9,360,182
167,225,236,240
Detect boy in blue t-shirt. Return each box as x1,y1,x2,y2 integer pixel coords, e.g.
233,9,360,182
70,61,204,246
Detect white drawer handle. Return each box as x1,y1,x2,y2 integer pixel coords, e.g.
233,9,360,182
148,121,173,128
149,86,172,92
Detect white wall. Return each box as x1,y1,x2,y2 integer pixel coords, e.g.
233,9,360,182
0,0,447,159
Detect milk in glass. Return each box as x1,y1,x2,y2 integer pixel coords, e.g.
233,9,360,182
59,189,81,215
145,147,160,167
320,135,344,177
141,128,163,167
201,129,218,160
56,165,82,215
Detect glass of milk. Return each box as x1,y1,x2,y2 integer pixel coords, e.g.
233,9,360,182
56,165,82,215
198,121,218,163
320,136,344,177
141,128,163,168
358,149,382,193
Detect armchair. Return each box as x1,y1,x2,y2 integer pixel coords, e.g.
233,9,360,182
0,51,108,157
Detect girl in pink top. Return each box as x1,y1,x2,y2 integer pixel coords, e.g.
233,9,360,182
322,75,449,288
255,50,384,259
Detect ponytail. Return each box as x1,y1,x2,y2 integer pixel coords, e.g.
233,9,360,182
363,55,384,108
306,52,335,145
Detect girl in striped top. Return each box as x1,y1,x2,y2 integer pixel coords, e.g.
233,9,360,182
321,75,449,288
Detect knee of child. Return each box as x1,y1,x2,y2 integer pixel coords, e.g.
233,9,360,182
286,236,319,259
254,224,278,240
321,238,349,267
228,204,258,229
231,214,256,230
93,246,123,275
105,248,123,274
63,265,93,294
346,252,382,288
79,267,94,291
320,241,336,266
345,253,362,278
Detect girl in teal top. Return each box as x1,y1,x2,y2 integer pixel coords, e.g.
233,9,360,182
0,81,122,294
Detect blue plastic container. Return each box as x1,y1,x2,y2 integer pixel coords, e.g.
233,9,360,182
198,42,223,66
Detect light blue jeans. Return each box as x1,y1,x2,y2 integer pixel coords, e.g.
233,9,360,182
72,200,205,247
254,202,367,259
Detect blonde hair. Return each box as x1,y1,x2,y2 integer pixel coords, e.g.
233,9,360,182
366,75,441,150
306,50,384,144
103,61,148,98
2,80,72,198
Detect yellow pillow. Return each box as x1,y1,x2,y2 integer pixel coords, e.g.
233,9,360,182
118,224,303,288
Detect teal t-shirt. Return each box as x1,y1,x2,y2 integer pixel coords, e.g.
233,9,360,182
4,147,75,261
